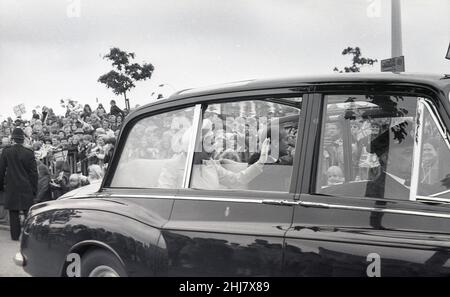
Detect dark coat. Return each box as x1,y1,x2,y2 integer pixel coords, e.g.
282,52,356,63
0,145,9,206
36,162,52,203
365,171,409,200
0,144,38,210
110,105,124,117
50,161,71,199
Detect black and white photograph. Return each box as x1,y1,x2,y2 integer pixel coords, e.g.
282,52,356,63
1,0,450,286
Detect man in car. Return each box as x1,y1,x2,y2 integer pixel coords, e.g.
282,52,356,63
366,120,414,199
248,125,293,166
243,124,295,191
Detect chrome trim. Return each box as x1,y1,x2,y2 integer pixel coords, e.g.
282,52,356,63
417,195,450,203
106,194,264,204
430,190,450,198
101,193,450,220
262,199,299,206
182,104,202,189
297,201,450,219
409,99,425,201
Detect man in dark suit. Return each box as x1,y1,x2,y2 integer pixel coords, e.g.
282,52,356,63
246,124,294,191
366,120,414,200
0,128,38,240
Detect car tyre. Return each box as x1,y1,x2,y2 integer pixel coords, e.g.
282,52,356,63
81,249,127,277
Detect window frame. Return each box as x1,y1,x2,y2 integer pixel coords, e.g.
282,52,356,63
102,90,305,198
412,97,450,203
105,103,200,190
309,90,450,203
184,95,304,195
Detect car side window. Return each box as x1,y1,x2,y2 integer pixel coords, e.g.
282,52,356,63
111,107,195,188
316,94,418,200
417,104,450,198
189,98,301,192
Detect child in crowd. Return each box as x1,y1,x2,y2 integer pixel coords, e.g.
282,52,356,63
326,166,345,186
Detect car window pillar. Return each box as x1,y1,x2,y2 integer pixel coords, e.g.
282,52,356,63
295,93,322,196
409,99,425,201
182,104,202,188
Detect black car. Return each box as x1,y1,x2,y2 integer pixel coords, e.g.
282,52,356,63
15,73,450,277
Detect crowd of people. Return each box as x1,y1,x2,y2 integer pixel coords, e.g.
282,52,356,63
0,99,127,204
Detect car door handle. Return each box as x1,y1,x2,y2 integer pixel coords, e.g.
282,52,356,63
262,199,299,206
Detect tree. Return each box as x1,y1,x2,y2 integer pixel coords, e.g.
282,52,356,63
98,47,154,110
333,46,378,73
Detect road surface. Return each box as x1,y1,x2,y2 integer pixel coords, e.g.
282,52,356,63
0,228,29,277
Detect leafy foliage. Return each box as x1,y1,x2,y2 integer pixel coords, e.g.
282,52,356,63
98,70,134,96
98,47,154,108
333,47,378,73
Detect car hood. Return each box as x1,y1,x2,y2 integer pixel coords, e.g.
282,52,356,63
57,181,101,200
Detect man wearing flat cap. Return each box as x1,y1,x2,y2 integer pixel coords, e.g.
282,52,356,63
366,120,415,200
0,127,38,240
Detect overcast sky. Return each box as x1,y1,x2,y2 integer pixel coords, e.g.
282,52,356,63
0,0,449,120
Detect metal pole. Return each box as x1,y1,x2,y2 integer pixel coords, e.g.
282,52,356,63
391,0,403,57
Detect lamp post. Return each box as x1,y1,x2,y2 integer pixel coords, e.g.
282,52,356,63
391,0,403,58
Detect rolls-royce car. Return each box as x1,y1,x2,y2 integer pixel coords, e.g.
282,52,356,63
15,73,450,277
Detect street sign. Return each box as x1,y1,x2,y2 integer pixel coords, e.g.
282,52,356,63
446,42,450,60
381,56,405,72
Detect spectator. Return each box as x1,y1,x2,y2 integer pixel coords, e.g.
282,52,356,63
88,164,104,183
0,98,125,202
326,166,345,186
81,104,92,121
50,161,71,199
101,121,115,137
88,136,106,166
36,160,52,203
68,174,83,191
116,115,123,127
41,107,49,123
0,137,11,154
110,100,124,117
32,109,40,120
103,137,116,165
95,103,107,118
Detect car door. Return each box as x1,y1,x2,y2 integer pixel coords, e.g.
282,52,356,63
160,94,304,276
283,88,450,277
101,105,199,276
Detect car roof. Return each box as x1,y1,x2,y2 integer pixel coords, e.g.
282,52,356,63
130,72,450,117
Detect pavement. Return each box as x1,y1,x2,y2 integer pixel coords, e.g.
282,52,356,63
0,229,29,277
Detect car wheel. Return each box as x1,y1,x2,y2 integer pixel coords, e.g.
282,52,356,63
81,249,127,277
